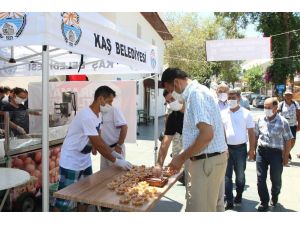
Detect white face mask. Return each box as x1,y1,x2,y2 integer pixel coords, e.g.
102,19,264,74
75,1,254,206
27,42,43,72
100,104,112,113
15,96,24,104
228,100,238,109
172,91,184,102
168,100,183,111
218,93,228,102
264,109,274,118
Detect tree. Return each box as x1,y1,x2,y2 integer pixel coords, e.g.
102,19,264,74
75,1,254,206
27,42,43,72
164,13,219,85
244,66,264,93
164,13,242,86
215,13,300,85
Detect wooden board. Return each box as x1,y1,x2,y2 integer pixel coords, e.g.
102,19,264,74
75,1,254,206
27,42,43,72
54,166,183,212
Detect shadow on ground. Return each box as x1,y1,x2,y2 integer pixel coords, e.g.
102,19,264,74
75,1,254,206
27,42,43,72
137,117,165,141
289,161,300,167
152,196,184,212
231,198,260,212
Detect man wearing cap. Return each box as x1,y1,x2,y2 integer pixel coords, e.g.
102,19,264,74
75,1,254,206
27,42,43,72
278,87,300,161
254,97,293,212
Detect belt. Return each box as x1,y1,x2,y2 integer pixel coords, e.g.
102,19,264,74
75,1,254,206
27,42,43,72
190,152,223,161
109,143,118,148
227,143,246,148
258,146,282,152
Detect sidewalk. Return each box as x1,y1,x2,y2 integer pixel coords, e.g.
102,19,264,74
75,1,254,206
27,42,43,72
92,116,300,212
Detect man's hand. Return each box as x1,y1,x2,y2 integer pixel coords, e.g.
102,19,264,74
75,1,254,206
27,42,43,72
283,152,289,166
16,126,26,135
114,145,122,154
111,151,124,160
297,125,300,132
114,158,132,170
168,154,185,171
152,165,163,178
248,149,256,161
92,146,97,155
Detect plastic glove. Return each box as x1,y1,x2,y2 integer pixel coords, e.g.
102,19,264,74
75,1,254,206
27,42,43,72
113,158,132,170
16,126,26,135
111,151,124,160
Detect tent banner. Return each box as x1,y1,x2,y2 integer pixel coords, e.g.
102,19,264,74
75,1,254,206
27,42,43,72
0,12,159,73
0,58,152,77
206,37,271,61
28,81,137,143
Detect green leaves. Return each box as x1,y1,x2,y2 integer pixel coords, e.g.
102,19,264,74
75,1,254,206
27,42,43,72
164,13,242,86
244,66,264,93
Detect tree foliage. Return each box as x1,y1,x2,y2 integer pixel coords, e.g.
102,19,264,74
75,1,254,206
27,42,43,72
244,66,264,92
215,13,300,85
164,13,242,86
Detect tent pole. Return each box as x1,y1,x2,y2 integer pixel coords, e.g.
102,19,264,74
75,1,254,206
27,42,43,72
154,73,158,164
42,45,50,212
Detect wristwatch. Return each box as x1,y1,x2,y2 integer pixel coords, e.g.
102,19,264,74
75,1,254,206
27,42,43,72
116,143,122,147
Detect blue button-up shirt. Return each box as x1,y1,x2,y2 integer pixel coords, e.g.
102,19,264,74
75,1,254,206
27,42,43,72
182,80,227,155
255,114,293,151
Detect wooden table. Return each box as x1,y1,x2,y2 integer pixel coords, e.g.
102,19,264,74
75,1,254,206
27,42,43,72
54,166,183,212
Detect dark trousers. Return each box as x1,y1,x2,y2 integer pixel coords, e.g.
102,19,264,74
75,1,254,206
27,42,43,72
225,144,247,203
256,147,283,205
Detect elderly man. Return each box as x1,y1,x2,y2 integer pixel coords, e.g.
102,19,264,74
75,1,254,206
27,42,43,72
160,68,227,212
217,82,229,111
252,97,293,212
278,88,300,161
221,89,255,210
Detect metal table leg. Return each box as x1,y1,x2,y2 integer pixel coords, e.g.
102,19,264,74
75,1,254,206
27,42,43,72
0,189,10,211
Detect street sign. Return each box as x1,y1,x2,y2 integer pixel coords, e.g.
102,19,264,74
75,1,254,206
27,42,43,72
206,37,271,61
276,84,285,95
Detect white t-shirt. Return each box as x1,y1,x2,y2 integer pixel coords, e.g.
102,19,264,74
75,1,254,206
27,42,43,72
101,106,127,146
279,101,300,126
60,107,102,171
221,107,255,145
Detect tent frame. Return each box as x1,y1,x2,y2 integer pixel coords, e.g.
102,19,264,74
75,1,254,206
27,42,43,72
1,45,159,212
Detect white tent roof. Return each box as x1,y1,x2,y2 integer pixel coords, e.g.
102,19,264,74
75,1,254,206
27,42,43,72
0,12,159,76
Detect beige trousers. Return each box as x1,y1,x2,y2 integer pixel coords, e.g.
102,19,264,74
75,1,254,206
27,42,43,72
185,152,227,212
100,144,126,170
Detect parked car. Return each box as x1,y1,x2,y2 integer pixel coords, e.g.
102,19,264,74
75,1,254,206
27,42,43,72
241,91,253,102
249,93,259,105
253,95,268,108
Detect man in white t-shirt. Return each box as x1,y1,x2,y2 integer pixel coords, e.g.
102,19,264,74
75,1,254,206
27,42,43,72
221,89,255,210
54,86,132,212
278,88,300,161
100,96,128,170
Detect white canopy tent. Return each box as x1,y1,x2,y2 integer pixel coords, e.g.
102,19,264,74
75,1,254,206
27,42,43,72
0,12,160,211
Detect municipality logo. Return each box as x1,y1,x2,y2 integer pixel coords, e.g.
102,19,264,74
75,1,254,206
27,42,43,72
150,49,157,69
61,12,82,47
0,12,26,41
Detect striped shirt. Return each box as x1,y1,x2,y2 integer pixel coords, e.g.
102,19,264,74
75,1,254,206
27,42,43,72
255,114,293,151
182,80,227,155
